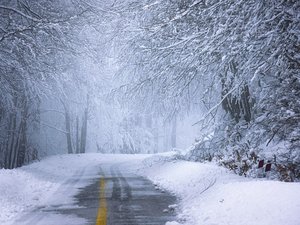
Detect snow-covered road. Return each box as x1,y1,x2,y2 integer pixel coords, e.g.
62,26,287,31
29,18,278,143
0,153,300,225
13,162,176,225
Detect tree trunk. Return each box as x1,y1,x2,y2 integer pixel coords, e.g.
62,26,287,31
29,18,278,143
80,108,88,153
80,95,89,154
65,109,73,154
7,113,16,169
171,116,177,149
12,121,21,169
221,61,253,123
153,118,159,153
76,116,80,154
17,103,28,167
163,123,169,152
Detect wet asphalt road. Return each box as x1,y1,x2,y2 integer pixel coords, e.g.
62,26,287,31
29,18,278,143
16,164,177,225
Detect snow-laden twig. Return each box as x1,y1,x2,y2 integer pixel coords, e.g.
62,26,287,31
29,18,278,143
155,33,203,50
40,122,69,134
193,81,243,126
40,109,65,115
0,6,41,22
83,2,120,16
148,0,205,31
199,178,217,195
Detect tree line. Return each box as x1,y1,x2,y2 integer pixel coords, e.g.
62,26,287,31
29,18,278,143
0,0,112,168
118,0,300,181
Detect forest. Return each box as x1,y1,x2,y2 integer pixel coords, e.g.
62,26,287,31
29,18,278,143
0,0,299,181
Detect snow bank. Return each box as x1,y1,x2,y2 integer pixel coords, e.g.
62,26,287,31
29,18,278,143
139,155,300,225
0,153,147,225
0,169,58,223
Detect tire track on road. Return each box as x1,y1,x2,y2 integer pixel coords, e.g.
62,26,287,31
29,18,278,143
108,165,138,225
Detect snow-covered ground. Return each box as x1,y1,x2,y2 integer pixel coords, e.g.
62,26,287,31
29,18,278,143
0,153,299,225
139,155,300,225
0,154,147,225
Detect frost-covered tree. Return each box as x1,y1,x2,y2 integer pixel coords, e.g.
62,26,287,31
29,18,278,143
0,0,117,168
118,0,300,180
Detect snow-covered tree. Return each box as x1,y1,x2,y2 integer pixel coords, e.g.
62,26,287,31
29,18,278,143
118,0,300,181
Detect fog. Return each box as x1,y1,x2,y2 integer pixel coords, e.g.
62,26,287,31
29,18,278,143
0,0,205,165
1,0,299,183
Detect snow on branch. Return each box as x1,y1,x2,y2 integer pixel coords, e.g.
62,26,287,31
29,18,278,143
193,81,243,126
40,122,69,134
40,109,65,116
155,33,202,50
83,2,120,16
0,5,41,22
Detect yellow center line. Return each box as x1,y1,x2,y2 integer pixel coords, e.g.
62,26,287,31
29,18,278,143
96,178,107,225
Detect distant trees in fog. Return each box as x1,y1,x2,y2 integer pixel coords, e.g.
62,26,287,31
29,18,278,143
0,0,110,168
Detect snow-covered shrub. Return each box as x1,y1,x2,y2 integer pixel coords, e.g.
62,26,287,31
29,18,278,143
185,139,214,162
187,116,300,181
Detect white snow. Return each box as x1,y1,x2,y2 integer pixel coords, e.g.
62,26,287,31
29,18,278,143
0,153,299,225
138,155,300,225
0,154,146,225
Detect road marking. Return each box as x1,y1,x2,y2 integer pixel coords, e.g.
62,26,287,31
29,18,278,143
96,178,107,225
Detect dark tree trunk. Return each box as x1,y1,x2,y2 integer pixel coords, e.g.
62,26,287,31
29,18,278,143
65,109,73,154
80,95,89,154
61,99,73,154
80,108,88,153
7,113,16,169
221,61,253,123
17,103,28,167
76,116,80,154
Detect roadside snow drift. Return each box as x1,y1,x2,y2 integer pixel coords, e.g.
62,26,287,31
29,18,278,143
0,154,147,225
138,155,300,225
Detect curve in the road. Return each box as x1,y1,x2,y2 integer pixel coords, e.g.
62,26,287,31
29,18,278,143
15,164,178,225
